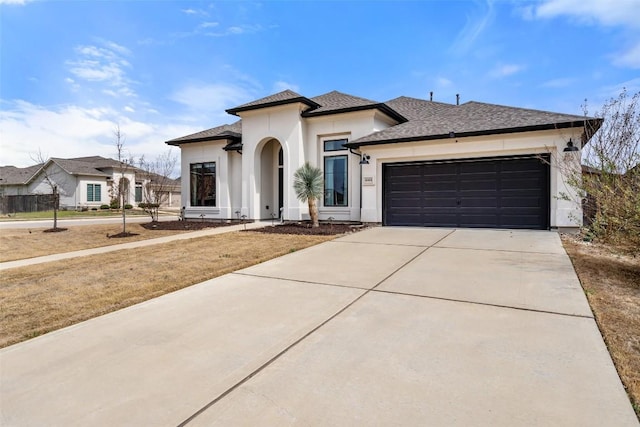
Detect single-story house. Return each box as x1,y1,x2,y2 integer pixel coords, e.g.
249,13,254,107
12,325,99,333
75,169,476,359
0,156,181,210
166,90,600,231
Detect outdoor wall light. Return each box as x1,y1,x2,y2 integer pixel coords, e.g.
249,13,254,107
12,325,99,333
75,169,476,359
563,138,579,152
359,154,370,165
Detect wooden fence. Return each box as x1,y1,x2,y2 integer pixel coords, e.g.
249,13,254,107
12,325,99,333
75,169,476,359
0,194,56,214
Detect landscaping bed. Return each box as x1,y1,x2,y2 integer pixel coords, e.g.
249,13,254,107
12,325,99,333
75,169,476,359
250,222,368,236
140,220,248,231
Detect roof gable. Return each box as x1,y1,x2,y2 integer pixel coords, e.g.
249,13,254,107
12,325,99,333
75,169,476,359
226,90,320,116
0,164,43,185
301,90,407,123
166,121,242,146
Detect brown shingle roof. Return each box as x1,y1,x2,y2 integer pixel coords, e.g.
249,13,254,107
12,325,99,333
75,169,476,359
226,90,320,116
166,121,242,145
347,100,595,147
0,164,43,185
167,90,600,149
302,90,407,122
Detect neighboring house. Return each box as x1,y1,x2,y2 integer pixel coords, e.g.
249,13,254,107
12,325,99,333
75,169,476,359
0,156,181,210
166,89,601,231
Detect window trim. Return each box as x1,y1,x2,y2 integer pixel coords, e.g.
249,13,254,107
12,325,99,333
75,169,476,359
87,183,101,202
190,162,217,207
323,138,348,152
323,155,349,207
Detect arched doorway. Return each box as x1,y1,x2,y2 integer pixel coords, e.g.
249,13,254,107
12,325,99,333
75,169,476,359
258,139,284,219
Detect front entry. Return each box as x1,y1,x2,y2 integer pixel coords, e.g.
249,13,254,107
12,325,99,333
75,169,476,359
259,139,284,220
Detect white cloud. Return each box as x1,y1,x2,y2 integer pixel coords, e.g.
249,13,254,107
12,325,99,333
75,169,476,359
272,81,300,93
170,82,254,120
0,100,199,169
450,0,495,55
124,106,135,113
534,0,640,29
540,77,575,88
0,0,32,4
66,40,136,98
436,77,453,88
181,8,208,16
530,0,640,70
199,22,219,29
613,41,640,68
489,64,525,78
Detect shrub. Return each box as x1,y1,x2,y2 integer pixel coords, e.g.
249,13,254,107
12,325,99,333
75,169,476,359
124,204,133,209
91,207,98,211
100,204,110,210
109,199,119,209
138,203,160,209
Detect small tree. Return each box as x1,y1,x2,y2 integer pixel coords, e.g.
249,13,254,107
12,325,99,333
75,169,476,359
114,125,133,235
293,162,323,228
31,149,65,232
138,150,178,222
562,89,639,251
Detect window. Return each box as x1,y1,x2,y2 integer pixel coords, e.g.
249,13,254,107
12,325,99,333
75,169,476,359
87,184,101,202
323,138,348,206
190,162,216,206
324,139,348,152
135,184,142,203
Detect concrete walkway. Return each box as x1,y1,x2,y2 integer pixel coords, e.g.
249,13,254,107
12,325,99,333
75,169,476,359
1,227,637,426
0,221,270,270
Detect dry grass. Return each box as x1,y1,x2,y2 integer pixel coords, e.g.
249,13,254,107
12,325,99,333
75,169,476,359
0,231,334,348
0,223,192,262
562,235,640,418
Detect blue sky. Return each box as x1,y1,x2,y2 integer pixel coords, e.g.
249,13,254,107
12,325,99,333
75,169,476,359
1,0,639,168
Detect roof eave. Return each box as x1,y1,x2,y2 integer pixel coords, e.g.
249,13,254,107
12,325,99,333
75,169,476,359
301,103,407,123
226,97,321,116
345,120,592,148
165,134,241,146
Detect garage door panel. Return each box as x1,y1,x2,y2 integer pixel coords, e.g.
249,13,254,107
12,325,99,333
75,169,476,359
384,156,549,230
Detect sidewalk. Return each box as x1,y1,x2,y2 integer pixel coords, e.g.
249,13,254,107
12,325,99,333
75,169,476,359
0,221,270,271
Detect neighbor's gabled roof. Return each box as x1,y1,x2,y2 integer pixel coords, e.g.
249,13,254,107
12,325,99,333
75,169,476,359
0,164,43,185
226,90,320,116
0,156,140,186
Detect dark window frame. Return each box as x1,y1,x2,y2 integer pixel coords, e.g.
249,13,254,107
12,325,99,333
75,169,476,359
190,162,216,207
324,139,348,152
324,155,348,207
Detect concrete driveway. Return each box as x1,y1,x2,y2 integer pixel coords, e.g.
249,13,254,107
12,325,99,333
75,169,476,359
1,227,637,426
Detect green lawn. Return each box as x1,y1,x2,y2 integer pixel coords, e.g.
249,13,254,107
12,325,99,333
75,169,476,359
1,209,150,221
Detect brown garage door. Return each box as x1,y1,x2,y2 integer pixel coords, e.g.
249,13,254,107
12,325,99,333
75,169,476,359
383,155,550,229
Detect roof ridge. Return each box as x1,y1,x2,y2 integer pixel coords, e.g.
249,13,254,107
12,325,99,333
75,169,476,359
460,100,590,119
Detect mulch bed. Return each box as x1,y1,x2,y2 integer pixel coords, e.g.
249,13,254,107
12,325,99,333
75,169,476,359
250,223,368,236
139,220,367,236
43,228,68,233
140,220,248,231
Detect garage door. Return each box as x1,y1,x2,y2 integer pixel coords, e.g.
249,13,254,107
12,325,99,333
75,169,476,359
383,155,549,229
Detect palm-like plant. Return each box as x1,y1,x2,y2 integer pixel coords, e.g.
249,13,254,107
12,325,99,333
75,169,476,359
293,162,323,228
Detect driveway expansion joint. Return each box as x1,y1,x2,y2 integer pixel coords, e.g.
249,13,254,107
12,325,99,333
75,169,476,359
433,245,565,255
232,272,368,291
372,288,595,319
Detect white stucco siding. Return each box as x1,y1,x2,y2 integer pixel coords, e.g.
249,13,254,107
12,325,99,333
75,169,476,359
179,140,233,219
237,104,309,220
359,129,584,228
305,111,387,222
